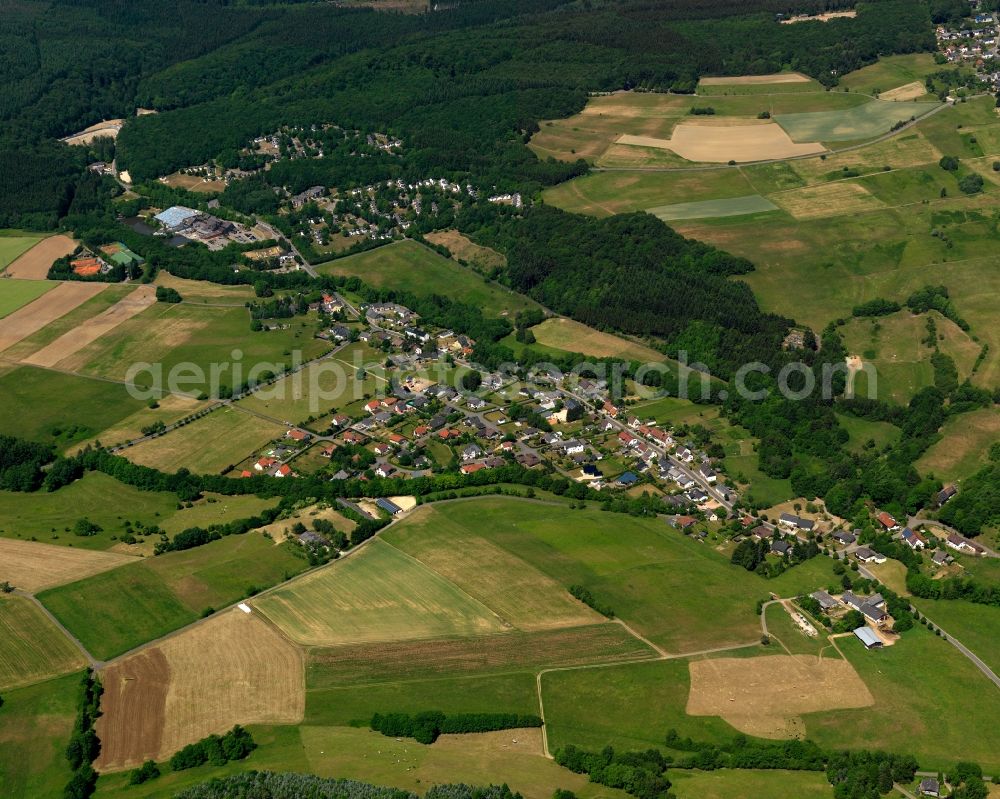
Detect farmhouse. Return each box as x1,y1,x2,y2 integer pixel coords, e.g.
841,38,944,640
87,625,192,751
853,626,883,650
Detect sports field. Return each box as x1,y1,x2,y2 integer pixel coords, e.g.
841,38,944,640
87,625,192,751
123,406,285,474
0,472,179,551
775,99,938,143
96,609,304,770
0,280,54,319
38,531,309,660
529,317,665,361
648,194,778,221
0,595,85,690
318,239,539,316
255,539,508,646
916,406,1000,482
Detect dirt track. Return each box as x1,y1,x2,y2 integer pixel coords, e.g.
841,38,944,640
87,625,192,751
3,235,77,279
22,285,156,368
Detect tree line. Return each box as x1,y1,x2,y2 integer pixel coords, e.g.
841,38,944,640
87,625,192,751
371,712,542,745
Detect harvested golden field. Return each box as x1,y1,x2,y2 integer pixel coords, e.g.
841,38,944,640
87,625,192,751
22,285,156,369
687,654,873,738
0,282,105,352
627,120,826,163
530,317,665,362
255,539,507,647
771,182,887,220
0,595,86,690
61,119,123,146
881,81,929,102
0,538,137,593
96,609,304,771
3,235,77,279
699,73,812,85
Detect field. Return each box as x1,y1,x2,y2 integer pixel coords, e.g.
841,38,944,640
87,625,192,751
0,595,85,690
835,412,902,454
775,100,938,142
838,53,940,97
123,406,285,474
255,538,508,646
319,239,539,316
0,280,54,319
38,531,309,660
0,282,104,353
916,406,1000,482
648,195,778,221
0,472,180,551
383,508,603,630
160,171,226,193
68,393,211,453
21,284,156,368
153,272,255,305
1,234,76,279
912,598,1000,677
529,317,665,361
686,654,873,739
48,301,329,386
641,119,826,163
0,537,137,593
424,229,506,272
770,182,886,220
96,608,304,770
0,230,47,272
0,672,80,799
670,769,833,799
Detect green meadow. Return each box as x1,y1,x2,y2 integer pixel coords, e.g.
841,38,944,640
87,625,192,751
0,230,46,271
318,239,540,316
0,280,53,318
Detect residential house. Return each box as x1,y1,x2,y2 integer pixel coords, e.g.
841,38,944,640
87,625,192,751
771,540,792,556
375,462,396,478
876,512,899,531
854,547,887,565
901,527,927,550
461,444,484,461
935,485,958,507
751,525,775,541
918,778,939,798
286,429,311,442
832,531,856,546
946,533,985,555
254,457,277,472
460,462,487,474
274,464,293,478
617,471,639,487
931,550,953,566
779,513,815,533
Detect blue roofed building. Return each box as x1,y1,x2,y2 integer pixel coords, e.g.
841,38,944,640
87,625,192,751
154,206,200,230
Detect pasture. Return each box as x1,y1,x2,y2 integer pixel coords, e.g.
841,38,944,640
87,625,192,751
839,53,940,98
68,393,211,453
912,598,1000,678
0,365,146,449
775,99,939,143
670,769,834,799
805,627,1000,773
916,406,1000,482
0,471,178,551
0,672,80,799
835,412,902,454
529,317,665,361
770,182,886,220
123,406,285,474
318,239,539,316
255,538,508,646
96,609,304,771
0,537,137,593
390,498,834,653
0,595,85,690
0,280,54,319
1,233,76,279
38,531,308,660
54,301,328,386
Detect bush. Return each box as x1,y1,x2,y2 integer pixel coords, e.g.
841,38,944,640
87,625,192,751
155,286,182,303
958,173,984,195
939,155,959,171
129,760,160,785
